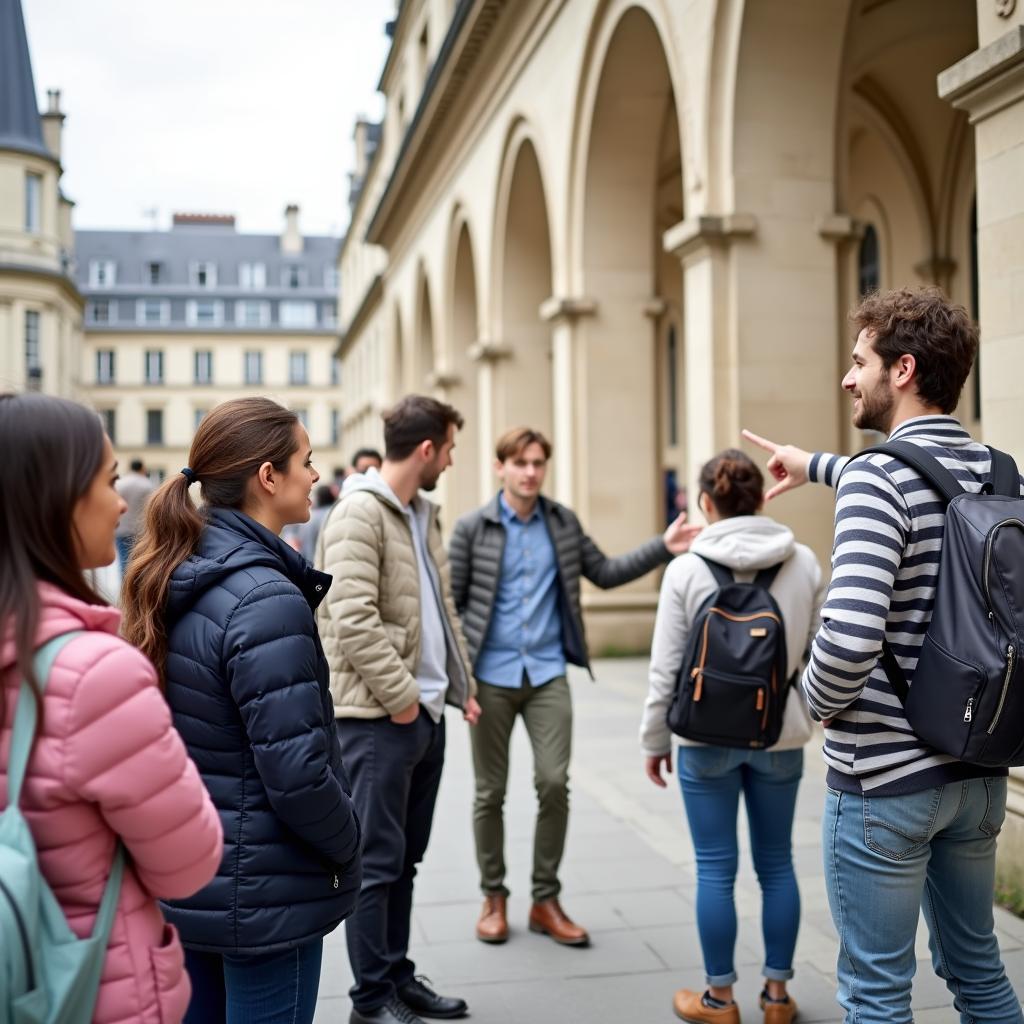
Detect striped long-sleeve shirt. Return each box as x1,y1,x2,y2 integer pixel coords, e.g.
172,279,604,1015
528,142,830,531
802,414,1022,795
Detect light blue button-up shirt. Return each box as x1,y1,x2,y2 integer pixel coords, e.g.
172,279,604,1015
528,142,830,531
475,493,565,688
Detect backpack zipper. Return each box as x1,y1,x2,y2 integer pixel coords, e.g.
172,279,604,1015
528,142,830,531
987,643,1016,735
0,873,35,992
983,519,1024,620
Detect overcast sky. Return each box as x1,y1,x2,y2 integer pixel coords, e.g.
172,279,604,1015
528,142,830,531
21,0,395,238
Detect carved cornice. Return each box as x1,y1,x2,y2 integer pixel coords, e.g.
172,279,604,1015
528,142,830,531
538,295,596,324
468,338,511,362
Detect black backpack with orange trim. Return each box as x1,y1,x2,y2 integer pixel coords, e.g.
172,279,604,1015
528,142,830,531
667,556,792,748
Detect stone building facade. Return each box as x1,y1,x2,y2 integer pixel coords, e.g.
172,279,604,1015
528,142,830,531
336,0,1024,888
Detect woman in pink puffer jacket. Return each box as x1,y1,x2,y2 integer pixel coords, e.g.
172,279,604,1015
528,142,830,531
0,393,224,1024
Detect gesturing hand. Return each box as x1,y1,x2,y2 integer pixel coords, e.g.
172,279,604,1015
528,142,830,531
663,512,704,555
742,429,812,502
463,696,482,726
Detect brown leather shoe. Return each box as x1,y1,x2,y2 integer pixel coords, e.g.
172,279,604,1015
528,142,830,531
475,893,508,944
673,989,741,1024
759,991,797,1024
527,898,590,946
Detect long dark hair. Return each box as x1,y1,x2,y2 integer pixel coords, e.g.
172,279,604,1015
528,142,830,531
0,394,108,727
121,397,299,681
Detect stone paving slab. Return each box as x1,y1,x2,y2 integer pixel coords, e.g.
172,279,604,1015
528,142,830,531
316,659,1024,1023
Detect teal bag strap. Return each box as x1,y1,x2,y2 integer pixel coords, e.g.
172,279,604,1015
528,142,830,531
7,629,125,943
6,631,84,808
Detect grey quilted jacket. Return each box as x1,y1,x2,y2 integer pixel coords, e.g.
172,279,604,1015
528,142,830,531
449,493,671,674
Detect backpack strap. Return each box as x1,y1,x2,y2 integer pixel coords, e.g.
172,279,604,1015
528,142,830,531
6,631,83,809
988,446,1020,497
752,563,783,591
848,440,965,505
695,556,735,589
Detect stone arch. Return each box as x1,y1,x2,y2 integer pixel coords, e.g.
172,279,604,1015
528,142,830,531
489,120,554,449
414,265,436,390
390,303,405,397
444,208,483,513
571,3,684,548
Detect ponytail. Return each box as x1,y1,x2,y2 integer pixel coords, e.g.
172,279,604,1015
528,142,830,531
121,397,299,682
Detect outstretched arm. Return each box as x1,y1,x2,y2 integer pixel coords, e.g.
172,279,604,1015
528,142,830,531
742,429,848,499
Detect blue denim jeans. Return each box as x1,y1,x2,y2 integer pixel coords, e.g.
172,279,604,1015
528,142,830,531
183,940,323,1024
678,746,804,986
823,778,1022,1024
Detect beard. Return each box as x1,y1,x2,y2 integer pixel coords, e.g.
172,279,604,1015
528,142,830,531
852,378,895,434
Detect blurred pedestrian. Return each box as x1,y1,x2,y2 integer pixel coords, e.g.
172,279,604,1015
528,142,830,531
0,393,223,1024
122,397,361,1024
114,457,154,571
350,447,383,476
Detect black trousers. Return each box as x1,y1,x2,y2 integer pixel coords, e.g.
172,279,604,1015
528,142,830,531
336,713,446,1012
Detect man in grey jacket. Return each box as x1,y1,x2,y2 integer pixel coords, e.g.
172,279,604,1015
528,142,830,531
449,426,700,946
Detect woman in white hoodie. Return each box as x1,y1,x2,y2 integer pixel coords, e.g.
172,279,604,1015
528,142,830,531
641,450,826,1024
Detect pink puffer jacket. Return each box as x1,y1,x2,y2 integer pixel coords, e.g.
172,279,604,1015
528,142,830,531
0,584,224,1024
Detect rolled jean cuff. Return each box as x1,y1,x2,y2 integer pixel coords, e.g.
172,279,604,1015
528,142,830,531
706,970,738,987
763,966,794,982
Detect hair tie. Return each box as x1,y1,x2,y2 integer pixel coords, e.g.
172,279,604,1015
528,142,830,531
180,467,198,484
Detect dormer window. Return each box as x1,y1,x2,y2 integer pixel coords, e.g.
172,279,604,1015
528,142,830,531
89,259,117,287
190,261,217,288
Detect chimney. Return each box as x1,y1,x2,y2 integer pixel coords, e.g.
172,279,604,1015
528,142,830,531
41,89,65,161
281,204,303,254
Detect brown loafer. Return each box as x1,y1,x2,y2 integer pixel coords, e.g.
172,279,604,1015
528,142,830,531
527,898,590,946
673,989,741,1024
476,893,508,944
759,991,797,1024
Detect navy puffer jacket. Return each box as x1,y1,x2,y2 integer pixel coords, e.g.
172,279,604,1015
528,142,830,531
160,508,361,954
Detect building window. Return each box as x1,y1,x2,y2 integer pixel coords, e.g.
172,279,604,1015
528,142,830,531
289,351,309,385
144,349,164,385
282,265,306,289
89,300,113,325
858,225,880,297
666,325,679,447
89,259,117,287
190,261,217,288
237,300,270,327
25,172,42,233
194,407,208,431
136,299,169,325
293,407,309,429
324,267,340,291
331,409,340,446
322,303,337,329
244,350,263,385
186,299,223,327
280,301,317,329
239,262,266,289
146,409,164,446
331,357,341,386
100,408,116,443
96,349,116,384
146,261,162,284
25,309,41,375
194,349,213,385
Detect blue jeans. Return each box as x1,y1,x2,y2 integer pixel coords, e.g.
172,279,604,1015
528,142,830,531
115,534,134,573
183,941,323,1024
823,778,1022,1024
678,746,804,986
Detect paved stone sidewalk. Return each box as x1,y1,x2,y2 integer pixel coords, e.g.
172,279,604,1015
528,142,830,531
315,659,1024,1023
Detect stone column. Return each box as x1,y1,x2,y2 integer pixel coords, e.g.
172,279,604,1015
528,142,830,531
940,20,1024,462
539,296,595,508
468,338,511,504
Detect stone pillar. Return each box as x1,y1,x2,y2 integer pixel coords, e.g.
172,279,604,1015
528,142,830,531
468,339,511,504
939,22,1024,463
539,296,595,508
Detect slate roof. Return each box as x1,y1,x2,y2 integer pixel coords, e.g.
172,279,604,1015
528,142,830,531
0,0,51,160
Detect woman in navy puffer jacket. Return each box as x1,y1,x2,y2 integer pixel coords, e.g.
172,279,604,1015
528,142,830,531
123,397,361,1024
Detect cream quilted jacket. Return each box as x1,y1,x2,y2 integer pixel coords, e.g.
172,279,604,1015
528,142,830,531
315,470,474,718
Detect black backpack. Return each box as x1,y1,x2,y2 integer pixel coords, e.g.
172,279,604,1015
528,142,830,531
667,556,792,748
847,441,1023,768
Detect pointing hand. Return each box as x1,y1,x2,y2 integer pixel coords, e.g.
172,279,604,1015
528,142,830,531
742,429,812,502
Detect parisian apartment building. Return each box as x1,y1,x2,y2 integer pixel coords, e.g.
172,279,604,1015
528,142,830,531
76,208,346,481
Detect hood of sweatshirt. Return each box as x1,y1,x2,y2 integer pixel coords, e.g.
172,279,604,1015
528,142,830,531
689,515,795,572
342,467,437,521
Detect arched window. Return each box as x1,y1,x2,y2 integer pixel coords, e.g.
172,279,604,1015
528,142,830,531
858,224,880,297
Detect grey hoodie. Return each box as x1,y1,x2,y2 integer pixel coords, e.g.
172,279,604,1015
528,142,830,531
640,515,826,756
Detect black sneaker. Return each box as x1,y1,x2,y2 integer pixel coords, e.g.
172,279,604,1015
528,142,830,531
350,998,426,1024
397,976,469,1019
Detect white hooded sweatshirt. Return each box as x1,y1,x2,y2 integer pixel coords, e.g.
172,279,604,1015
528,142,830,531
640,514,827,757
